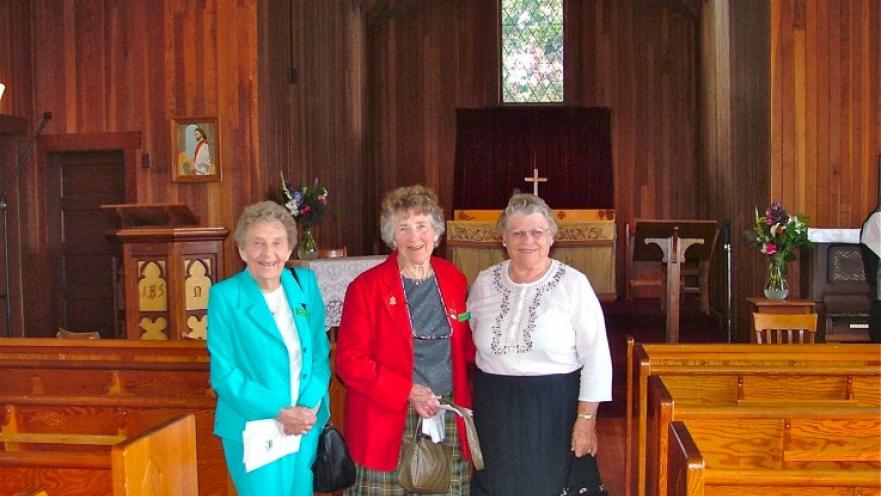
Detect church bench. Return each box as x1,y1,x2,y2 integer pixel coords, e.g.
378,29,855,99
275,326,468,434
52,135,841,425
646,375,881,496
0,338,229,495
666,419,881,496
625,339,881,496
0,414,198,495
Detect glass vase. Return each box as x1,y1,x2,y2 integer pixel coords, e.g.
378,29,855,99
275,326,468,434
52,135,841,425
763,258,789,300
298,226,318,260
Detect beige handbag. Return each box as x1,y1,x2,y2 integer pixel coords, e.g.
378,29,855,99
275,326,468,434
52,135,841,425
398,418,453,493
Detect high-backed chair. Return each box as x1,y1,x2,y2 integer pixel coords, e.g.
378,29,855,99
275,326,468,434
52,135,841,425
752,312,818,344
660,226,719,315
318,246,347,259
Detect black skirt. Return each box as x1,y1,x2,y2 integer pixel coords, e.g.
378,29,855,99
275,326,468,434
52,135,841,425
470,368,583,496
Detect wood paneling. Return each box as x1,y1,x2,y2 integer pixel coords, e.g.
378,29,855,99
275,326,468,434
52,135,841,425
367,0,701,286
1,0,260,335
259,0,368,255
771,0,881,227
702,0,880,342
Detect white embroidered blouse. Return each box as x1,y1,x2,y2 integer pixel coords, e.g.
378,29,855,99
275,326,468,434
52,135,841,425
467,259,612,402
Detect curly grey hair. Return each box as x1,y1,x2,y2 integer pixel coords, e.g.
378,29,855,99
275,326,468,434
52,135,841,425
497,193,559,237
234,201,299,249
379,185,446,249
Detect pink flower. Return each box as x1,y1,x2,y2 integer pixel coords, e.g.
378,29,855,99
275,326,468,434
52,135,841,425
764,243,777,255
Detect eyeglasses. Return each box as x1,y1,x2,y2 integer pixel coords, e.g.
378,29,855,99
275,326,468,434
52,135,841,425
507,228,550,241
412,329,453,341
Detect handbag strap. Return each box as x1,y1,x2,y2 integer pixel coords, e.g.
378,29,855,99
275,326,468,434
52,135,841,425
442,402,484,470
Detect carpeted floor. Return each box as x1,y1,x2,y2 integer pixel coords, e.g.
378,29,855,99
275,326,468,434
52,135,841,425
599,296,727,417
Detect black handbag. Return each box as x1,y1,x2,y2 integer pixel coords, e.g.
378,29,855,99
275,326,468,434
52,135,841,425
312,423,356,493
560,453,608,496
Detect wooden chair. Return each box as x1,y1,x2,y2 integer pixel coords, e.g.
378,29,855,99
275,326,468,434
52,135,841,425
317,246,347,258
752,312,819,344
660,226,719,315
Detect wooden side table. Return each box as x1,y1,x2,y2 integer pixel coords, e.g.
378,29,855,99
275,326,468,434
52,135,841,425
746,297,816,314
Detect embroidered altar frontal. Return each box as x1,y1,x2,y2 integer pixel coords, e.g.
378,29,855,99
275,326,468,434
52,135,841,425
445,210,616,300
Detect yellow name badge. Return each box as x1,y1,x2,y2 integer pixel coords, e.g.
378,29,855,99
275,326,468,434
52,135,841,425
295,307,309,318
456,311,471,322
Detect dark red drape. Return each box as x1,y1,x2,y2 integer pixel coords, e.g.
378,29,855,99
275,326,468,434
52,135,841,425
453,107,613,210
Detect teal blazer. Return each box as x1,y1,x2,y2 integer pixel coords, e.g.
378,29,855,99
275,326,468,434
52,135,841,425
207,267,330,496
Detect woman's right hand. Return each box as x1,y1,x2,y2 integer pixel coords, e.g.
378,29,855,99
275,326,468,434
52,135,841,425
275,406,317,436
409,384,441,418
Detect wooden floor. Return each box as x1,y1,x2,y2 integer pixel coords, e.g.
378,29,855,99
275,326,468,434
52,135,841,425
596,415,626,495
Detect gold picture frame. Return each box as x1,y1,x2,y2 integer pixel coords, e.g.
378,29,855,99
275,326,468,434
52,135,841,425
172,117,220,182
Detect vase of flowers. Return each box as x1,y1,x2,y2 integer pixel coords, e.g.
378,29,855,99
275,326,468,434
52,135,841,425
746,202,810,300
280,171,329,260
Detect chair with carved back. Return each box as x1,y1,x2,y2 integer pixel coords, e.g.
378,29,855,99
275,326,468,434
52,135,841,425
752,312,819,344
317,246,347,259
660,226,719,315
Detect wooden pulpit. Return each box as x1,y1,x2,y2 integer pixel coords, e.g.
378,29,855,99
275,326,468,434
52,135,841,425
102,203,228,340
633,220,717,342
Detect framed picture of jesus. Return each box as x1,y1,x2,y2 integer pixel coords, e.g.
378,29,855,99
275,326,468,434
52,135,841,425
172,117,221,182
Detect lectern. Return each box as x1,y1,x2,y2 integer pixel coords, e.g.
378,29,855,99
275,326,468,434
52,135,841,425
103,203,228,340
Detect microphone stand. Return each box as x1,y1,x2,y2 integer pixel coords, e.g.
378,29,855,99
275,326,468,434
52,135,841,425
0,111,52,337
722,219,733,343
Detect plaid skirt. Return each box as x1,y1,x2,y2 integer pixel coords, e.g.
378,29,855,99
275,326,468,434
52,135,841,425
344,404,470,496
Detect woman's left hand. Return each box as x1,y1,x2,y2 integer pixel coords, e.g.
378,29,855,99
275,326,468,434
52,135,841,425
571,418,598,457
276,406,317,436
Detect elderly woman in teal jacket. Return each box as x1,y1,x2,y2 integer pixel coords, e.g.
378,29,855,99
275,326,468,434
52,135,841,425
208,201,330,496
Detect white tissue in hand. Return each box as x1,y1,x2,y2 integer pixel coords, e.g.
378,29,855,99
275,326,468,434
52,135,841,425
421,410,446,443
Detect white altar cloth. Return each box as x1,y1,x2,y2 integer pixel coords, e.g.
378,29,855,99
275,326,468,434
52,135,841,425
289,256,385,328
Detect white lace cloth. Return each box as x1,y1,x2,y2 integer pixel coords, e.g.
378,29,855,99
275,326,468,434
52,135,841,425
290,256,385,328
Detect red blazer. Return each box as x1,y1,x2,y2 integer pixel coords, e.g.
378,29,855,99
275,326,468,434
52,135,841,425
336,253,476,470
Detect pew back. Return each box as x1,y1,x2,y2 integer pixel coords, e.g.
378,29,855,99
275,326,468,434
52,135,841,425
647,375,881,496
626,339,881,496
0,414,198,496
667,420,881,496
0,338,227,495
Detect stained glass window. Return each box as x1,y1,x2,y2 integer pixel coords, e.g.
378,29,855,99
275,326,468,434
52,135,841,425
500,0,564,103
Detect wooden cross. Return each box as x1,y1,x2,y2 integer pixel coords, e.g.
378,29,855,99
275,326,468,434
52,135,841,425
524,168,548,196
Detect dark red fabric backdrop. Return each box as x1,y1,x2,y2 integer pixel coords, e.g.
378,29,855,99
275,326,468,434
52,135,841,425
453,107,613,210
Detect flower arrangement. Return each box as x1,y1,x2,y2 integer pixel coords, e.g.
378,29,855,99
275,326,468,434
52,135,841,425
280,171,329,228
747,202,810,260
746,202,810,299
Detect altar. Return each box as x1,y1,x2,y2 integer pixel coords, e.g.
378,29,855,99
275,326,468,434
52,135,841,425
445,209,617,300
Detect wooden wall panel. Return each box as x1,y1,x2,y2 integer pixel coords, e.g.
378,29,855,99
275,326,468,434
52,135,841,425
259,0,368,256
771,0,881,227
701,0,879,342
367,0,701,285
2,0,260,335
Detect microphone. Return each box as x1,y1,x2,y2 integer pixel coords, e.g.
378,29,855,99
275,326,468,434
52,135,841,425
1,111,52,337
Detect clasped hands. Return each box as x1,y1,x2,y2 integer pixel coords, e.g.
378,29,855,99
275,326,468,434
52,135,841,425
409,383,441,418
275,406,317,436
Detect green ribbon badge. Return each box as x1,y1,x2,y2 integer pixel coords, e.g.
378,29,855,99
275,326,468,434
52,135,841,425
295,307,309,318
456,311,471,322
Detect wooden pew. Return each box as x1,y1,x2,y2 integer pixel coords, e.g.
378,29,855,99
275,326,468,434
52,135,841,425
0,337,348,496
666,419,881,496
625,339,881,496
647,375,881,496
0,414,198,495
0,338,228,495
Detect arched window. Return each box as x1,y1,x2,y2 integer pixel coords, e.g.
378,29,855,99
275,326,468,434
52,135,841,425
500,0,564,103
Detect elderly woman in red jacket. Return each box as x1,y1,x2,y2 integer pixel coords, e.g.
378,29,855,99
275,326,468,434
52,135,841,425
336,185,476,495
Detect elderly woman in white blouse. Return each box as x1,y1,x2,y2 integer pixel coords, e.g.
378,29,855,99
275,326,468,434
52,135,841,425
467,194,612,496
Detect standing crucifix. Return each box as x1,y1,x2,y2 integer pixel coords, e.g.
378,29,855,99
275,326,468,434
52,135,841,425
524,168,548,196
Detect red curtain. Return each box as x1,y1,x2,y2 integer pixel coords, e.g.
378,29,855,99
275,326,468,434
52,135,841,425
453,107,613,210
